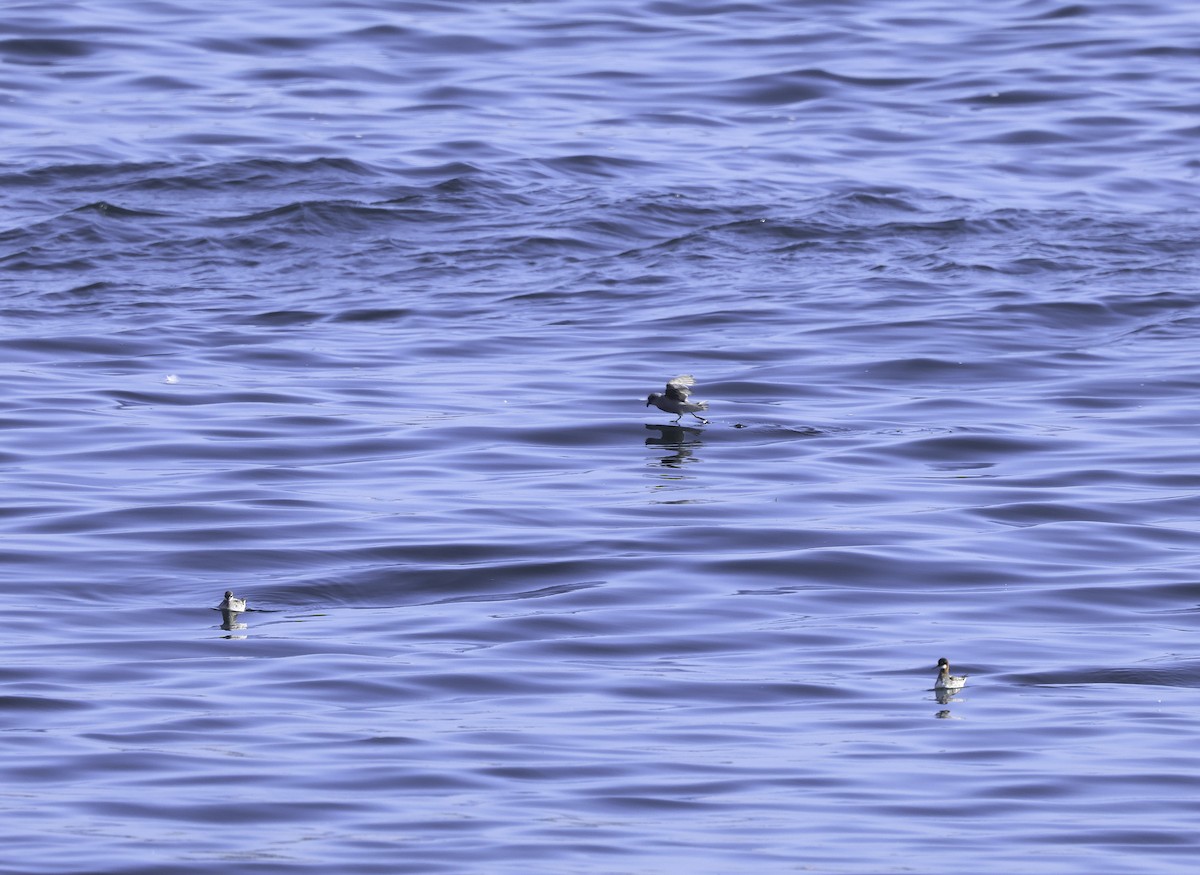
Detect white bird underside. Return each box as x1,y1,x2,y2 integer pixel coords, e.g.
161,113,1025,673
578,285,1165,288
934,659,967,691
219,591,246,612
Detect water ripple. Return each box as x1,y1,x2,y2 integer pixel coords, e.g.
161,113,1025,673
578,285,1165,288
3,0,1200,872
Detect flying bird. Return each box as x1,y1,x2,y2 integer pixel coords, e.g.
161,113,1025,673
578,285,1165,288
645,374,710,424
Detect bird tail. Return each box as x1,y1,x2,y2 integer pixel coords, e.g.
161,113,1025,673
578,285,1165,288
695,401,709,411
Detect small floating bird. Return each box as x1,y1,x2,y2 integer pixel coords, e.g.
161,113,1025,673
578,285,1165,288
645,374,710,424
935,657,967,692
218,591,247,612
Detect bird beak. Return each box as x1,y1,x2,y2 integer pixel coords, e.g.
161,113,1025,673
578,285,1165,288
645,399,651,406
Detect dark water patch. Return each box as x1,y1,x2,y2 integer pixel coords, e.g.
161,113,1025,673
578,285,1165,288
1016,664,1200,688
761,545,1052,592
712,68,834,105
245,64,405,88
125,74,199,91
79,796,360,824
535,154,660,179
405,671,564,698
101,388,317,407
975,127,1080,146
958,88,1092,107
1001,520,1200,561
607,679,847,705
975,500,1134,527
330,307,416,324
1132,45,1200,60
72,201,169,219
239,309,324,327
163,130,279,148
12,500,292,537
0,37,93,60
325,560,631,611
3,333,162,358
205,200,419,235
0,695,90,712
433,580,606,607
191,156,383,186
620,109,733,129
885,431,1066,464
347,23,417,40
0,160,175,190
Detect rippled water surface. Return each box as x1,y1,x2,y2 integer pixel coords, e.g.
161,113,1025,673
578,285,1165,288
3,1,1200,873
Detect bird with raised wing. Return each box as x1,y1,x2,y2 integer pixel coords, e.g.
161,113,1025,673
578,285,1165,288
646,374,710,424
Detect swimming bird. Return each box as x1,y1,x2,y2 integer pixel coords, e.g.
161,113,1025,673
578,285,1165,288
645,374,710,424
219,591,247,612
935,657,967,692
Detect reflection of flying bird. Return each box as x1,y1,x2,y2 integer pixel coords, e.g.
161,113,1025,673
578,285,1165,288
219,591,247,612
645,375,710,424
934,657,967,692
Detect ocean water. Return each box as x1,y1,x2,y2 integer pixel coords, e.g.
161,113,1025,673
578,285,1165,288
3,1,1200,872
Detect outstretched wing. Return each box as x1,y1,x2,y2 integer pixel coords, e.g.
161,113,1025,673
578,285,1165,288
664,374,696,402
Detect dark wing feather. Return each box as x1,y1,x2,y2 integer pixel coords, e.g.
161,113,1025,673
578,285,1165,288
664,374,696,401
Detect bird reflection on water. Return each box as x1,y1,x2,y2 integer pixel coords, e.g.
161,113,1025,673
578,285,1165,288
219,613,248,635
645,422,705,468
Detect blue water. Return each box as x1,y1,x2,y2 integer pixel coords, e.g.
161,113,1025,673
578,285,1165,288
3,1,1200,872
